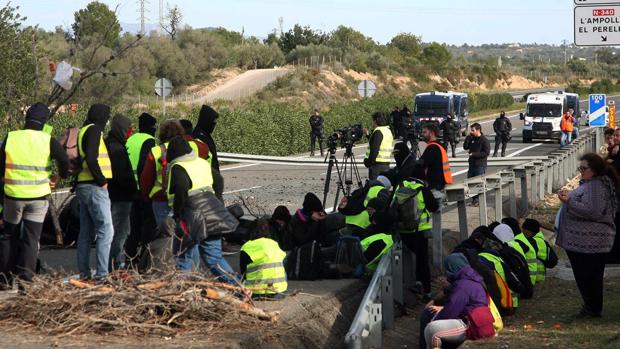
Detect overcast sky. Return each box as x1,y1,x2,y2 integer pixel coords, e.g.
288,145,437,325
12,0,573,45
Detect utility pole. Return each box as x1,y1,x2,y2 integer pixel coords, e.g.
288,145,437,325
562,39,568,65
137,0,149,35
158,0,164,36
278,17,284,36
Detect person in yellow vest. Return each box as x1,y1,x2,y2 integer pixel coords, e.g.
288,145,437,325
75,104,114,279
165,136,239,284
521,219,558,283
507,225,539,286
361,210,394,273
0,103,69,286
240,229,287,298
338,176,390,238
363,112,393,180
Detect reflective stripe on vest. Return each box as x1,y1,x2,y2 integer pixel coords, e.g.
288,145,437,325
166,154,214,206
4,130,52,198
345,185,384,229
479,252,519,308
427,141,453,184
150,141,199,198
395,180,431,233
508,234,538,285
77,124,113,182
361,233,394,272
240,238,287,295
365,126,393,163
533,232,548,282
126,133,155,185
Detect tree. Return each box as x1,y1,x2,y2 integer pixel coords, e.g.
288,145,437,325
596,48,617,65
422,42,452,71
278,24,328,54
162,4,182,40
327,26,375,52
71,1,121,47
389,33,422,57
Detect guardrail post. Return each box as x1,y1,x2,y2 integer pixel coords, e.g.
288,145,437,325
369,303,382,349
546,161,554,194
485,176,502,222
403,248,417,287
534,161,545,201
465,177,487,226
525,164,538,208
392,243,403,306
381,275,394,329
514,167,528,216
446,186,468,241
500,171,517,218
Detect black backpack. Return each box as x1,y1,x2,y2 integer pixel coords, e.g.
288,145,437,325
500,244,534,299
286,241,322,280
333,236,366,278
391,179,426,234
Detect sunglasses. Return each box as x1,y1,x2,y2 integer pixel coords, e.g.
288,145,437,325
577,165,590,172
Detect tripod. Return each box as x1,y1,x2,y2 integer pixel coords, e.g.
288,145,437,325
322,141,363,210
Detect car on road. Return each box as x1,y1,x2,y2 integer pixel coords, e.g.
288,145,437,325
413,91,469,141
520,92,567,143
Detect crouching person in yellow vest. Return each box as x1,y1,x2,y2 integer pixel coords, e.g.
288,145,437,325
76,104,114,280
0,103,70,287
522,219,558,283
240,230,287,298
507,227,539,286
338,176,391,238
165,136,239,284
361,210,394,273
363,112,393,180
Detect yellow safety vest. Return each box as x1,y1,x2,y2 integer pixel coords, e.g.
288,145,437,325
479,252,519,308
240,237,288,295
508,234,538,286
4,130,52,198
166,154,214,207
77,124,113,182
365,126,393,163
532,232,548,283
150,141,199,198
360,233,394,272
393,180,431,233
345,185,385,229
125,132,155,185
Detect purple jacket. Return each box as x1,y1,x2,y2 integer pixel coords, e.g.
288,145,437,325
435,266,488,321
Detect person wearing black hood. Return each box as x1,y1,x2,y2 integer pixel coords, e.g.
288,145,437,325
166,136,239,284
105,114,136,271
0,103,69,286
75,104,114,280
126,113,157,185
289,193,327,249
192,105,225,200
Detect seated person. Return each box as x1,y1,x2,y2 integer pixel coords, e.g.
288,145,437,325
338,176,391,238
289,193,327,249
522,218,558,283
360,210,394,273
269,205,292,251
240,228,287,299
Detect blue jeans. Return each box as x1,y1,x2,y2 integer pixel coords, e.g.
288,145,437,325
561,131,572,147
109,201,132,271
197,238,238,284
573,127,580,139
76,184,114,279
153,201,199,270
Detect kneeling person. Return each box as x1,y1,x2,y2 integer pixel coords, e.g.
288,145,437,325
240,230,287,298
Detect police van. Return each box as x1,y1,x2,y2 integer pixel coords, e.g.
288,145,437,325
520,92,567,143
413,91,469,140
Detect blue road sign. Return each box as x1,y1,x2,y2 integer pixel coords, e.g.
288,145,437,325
589,94,607,127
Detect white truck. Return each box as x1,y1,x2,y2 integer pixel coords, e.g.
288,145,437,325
520,92,568,143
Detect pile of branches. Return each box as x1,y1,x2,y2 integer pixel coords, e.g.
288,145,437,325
0,271,279,337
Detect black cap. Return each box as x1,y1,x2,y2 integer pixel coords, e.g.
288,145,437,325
87,104,111,125
501,217,522,235
138,112,157,132
522,218,540,233
25,102,50,125
302,192,323,213
180,119,193,135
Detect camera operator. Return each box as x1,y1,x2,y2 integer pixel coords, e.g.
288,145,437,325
364,112,393,180
309,109,324,157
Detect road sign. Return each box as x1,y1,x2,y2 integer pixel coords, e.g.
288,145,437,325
154,78,172,97
574,5,620,46
610,101,616,127
357,80,376,98
589,94,607,126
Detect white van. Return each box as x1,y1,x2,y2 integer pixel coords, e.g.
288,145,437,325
520,92,568,143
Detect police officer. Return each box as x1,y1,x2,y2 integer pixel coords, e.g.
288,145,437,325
309,109,324,157
364,112,393,180
493,111,512,157
439,113,458,157
240,229,288,298
402,108,417,156
390,106,402,139
0,103,69,286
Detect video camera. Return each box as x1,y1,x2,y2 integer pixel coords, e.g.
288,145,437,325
327,124,364,151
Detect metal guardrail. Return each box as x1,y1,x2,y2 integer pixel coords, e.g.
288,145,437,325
344,127,604,349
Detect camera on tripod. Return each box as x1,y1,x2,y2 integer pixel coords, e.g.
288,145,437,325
328,124,364,150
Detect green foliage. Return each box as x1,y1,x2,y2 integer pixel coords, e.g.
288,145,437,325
327,26,376,52
567,59,588,74
468,93,514,113
72,1,121,47
278,24,328,54
232,43,285,69
389,33,422,57
421,42,452,72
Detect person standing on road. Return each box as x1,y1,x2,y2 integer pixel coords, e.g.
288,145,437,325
556,153,619,318
390,106,402,139
439,113,458,158
0,103,69,287
492,111,512,157
420,123,453,194
309,109,324,157
75,104,114,280
463,123,490,206
560,109,574,147
364,112,393,180
105,114,136,271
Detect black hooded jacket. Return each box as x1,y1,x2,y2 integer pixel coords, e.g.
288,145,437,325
80,104,111,186
192,105,219,171
105,114,137,201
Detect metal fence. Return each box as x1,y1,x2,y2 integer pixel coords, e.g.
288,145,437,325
344,127,604,349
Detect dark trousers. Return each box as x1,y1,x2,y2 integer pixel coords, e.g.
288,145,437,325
0,220,43,284
310,132,324,155
442,139,456,157
369,163,390,180
400,233,431,294
125,200,156,267
494,133,509,156
567,250,606,314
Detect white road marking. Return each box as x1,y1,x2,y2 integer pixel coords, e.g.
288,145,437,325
221,163,259,171
223,185,262,194
506,143,543,157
